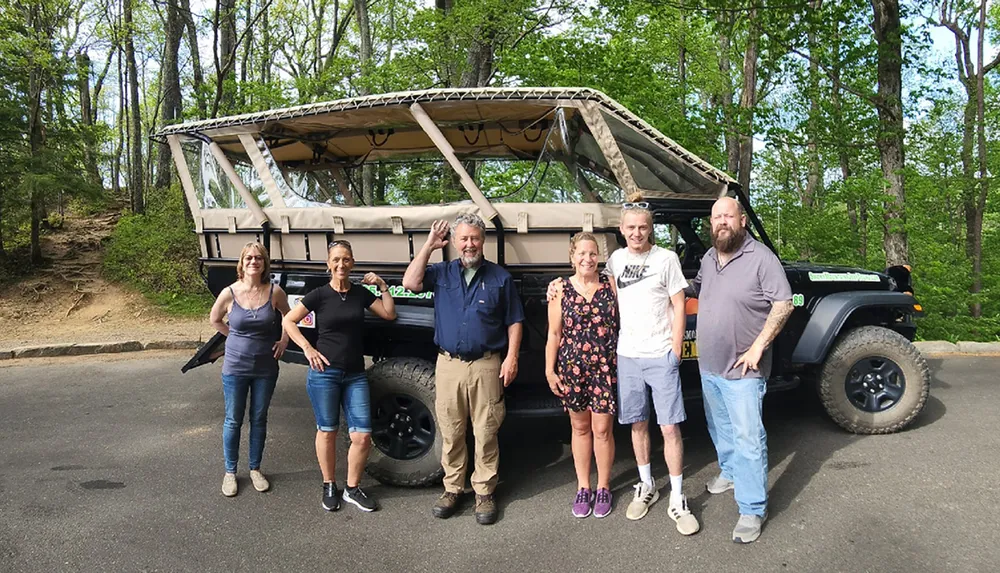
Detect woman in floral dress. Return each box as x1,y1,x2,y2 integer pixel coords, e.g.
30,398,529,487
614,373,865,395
545,232,619,518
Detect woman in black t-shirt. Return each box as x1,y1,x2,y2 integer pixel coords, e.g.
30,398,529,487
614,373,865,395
284,240,396,513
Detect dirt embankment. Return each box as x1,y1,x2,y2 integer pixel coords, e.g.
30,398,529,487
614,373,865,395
0,213,214,348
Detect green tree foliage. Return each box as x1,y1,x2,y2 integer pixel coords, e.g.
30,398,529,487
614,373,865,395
2,0,999,337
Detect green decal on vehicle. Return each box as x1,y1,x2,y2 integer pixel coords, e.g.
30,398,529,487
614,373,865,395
807,271,881,283
363,284,434,299
792,293,805,307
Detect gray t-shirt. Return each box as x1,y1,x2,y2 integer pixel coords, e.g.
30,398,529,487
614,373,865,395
694,236,792,379
605,245,687,358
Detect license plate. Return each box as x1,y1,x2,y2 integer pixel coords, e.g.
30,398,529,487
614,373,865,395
681,340,698,360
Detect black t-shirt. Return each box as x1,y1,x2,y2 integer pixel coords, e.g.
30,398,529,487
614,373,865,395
300,283,378,373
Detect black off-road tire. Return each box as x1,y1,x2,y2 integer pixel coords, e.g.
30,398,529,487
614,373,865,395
364,357,443,487
818,326,930,434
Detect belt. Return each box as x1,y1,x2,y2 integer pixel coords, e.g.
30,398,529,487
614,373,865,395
438,348,496,362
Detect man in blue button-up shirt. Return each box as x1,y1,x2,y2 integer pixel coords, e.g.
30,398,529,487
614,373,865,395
403,213,524,525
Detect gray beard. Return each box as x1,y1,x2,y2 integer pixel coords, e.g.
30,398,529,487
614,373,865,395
712,225,747,254
460,254,482,268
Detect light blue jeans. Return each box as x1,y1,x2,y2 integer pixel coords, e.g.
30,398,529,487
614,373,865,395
700,372,768,517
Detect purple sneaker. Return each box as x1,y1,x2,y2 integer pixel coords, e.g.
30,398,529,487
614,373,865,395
572,488,593,518
593,488,613,518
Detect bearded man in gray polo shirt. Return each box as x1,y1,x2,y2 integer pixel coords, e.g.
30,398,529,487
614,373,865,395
693,197,793,544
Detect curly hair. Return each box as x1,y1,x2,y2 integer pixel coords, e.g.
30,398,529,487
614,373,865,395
450,212,486,238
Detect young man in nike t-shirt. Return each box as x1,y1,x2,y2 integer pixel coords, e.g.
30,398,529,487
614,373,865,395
547,202,699,535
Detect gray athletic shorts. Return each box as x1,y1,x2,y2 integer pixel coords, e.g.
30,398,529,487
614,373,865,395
617,350,686,426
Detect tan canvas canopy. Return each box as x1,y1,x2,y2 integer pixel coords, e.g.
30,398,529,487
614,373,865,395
157,88,736,270
156,87,734,201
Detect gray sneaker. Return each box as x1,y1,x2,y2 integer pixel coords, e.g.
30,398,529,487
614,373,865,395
706,474,734,494
732,513,767,543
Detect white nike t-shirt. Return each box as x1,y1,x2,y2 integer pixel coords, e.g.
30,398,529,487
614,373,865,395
605,245,687,358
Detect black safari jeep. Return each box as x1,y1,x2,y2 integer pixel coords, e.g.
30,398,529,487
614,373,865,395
159,88,930,487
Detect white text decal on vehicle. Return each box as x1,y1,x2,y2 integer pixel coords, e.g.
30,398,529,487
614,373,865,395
286,294,316,328
362,285,434,299
807,272,881,283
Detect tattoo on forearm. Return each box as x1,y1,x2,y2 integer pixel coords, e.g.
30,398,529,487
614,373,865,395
757,300,794,350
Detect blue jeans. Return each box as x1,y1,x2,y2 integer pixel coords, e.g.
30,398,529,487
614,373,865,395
221,374,277,473
305,368,371,433
700,372,768,516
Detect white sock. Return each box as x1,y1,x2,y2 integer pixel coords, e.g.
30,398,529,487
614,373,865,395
669,474,683,503
638,464,653,487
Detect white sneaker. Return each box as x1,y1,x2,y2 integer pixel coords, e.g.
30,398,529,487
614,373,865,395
222,473,237,497
667,494,700,535
625,481,659,521
249,470,270,492
706,474,735,494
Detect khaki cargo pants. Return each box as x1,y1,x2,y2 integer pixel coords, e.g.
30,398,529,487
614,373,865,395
435,351,505,495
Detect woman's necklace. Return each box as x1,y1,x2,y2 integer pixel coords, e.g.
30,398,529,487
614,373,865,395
333,283,349,302
571,275,599,301
245,283,263,319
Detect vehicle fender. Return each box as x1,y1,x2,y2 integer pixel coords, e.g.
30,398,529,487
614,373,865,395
364,304,435,330
790,291,921,364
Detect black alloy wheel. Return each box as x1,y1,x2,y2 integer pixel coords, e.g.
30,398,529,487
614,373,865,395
371,393,436,461
844,356,906,413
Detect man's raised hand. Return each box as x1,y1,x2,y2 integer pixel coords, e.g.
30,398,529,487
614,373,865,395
425,220,450,251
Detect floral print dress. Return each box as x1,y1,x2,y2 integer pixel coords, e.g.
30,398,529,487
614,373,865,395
556,273,619,415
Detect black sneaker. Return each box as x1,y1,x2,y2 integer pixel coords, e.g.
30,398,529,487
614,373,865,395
343,486,379,512
322,482,341,511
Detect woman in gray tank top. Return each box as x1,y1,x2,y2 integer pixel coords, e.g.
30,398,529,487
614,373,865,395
209,242,291,498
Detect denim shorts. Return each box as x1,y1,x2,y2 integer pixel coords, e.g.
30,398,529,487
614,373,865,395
617,350,686,426
305,368,371,433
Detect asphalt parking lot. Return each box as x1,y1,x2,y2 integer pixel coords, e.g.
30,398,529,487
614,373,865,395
1,352,997,572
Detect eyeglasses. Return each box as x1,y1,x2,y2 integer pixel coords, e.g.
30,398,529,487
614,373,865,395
328,240,352,249
622,202,650,210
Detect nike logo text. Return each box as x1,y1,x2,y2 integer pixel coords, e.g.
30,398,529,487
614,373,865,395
617,264,655,289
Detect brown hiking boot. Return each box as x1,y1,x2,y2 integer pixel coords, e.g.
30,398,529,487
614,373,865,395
474,494,498,525
432,491,461,519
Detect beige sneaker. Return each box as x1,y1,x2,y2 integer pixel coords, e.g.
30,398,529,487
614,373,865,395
222,473,238,497
249,470,270,492
668,494,700,535
625,481,659,520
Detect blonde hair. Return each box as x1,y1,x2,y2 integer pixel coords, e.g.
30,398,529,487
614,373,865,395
569,231,599,260
236,242,271,283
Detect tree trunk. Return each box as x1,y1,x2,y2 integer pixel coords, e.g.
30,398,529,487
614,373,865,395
678,0,687,115
0,193,5,259
240,0,251,103
718,14,739,176
212,0,237,116
737,8,759,195
356,0,375,205
155,0,184,190
870,0,908,266
27,4,46,264
124,0,144,214
970,0,989,317
113,40,124,199
76,52,102,188
180,0,206,117
804,0,823,209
